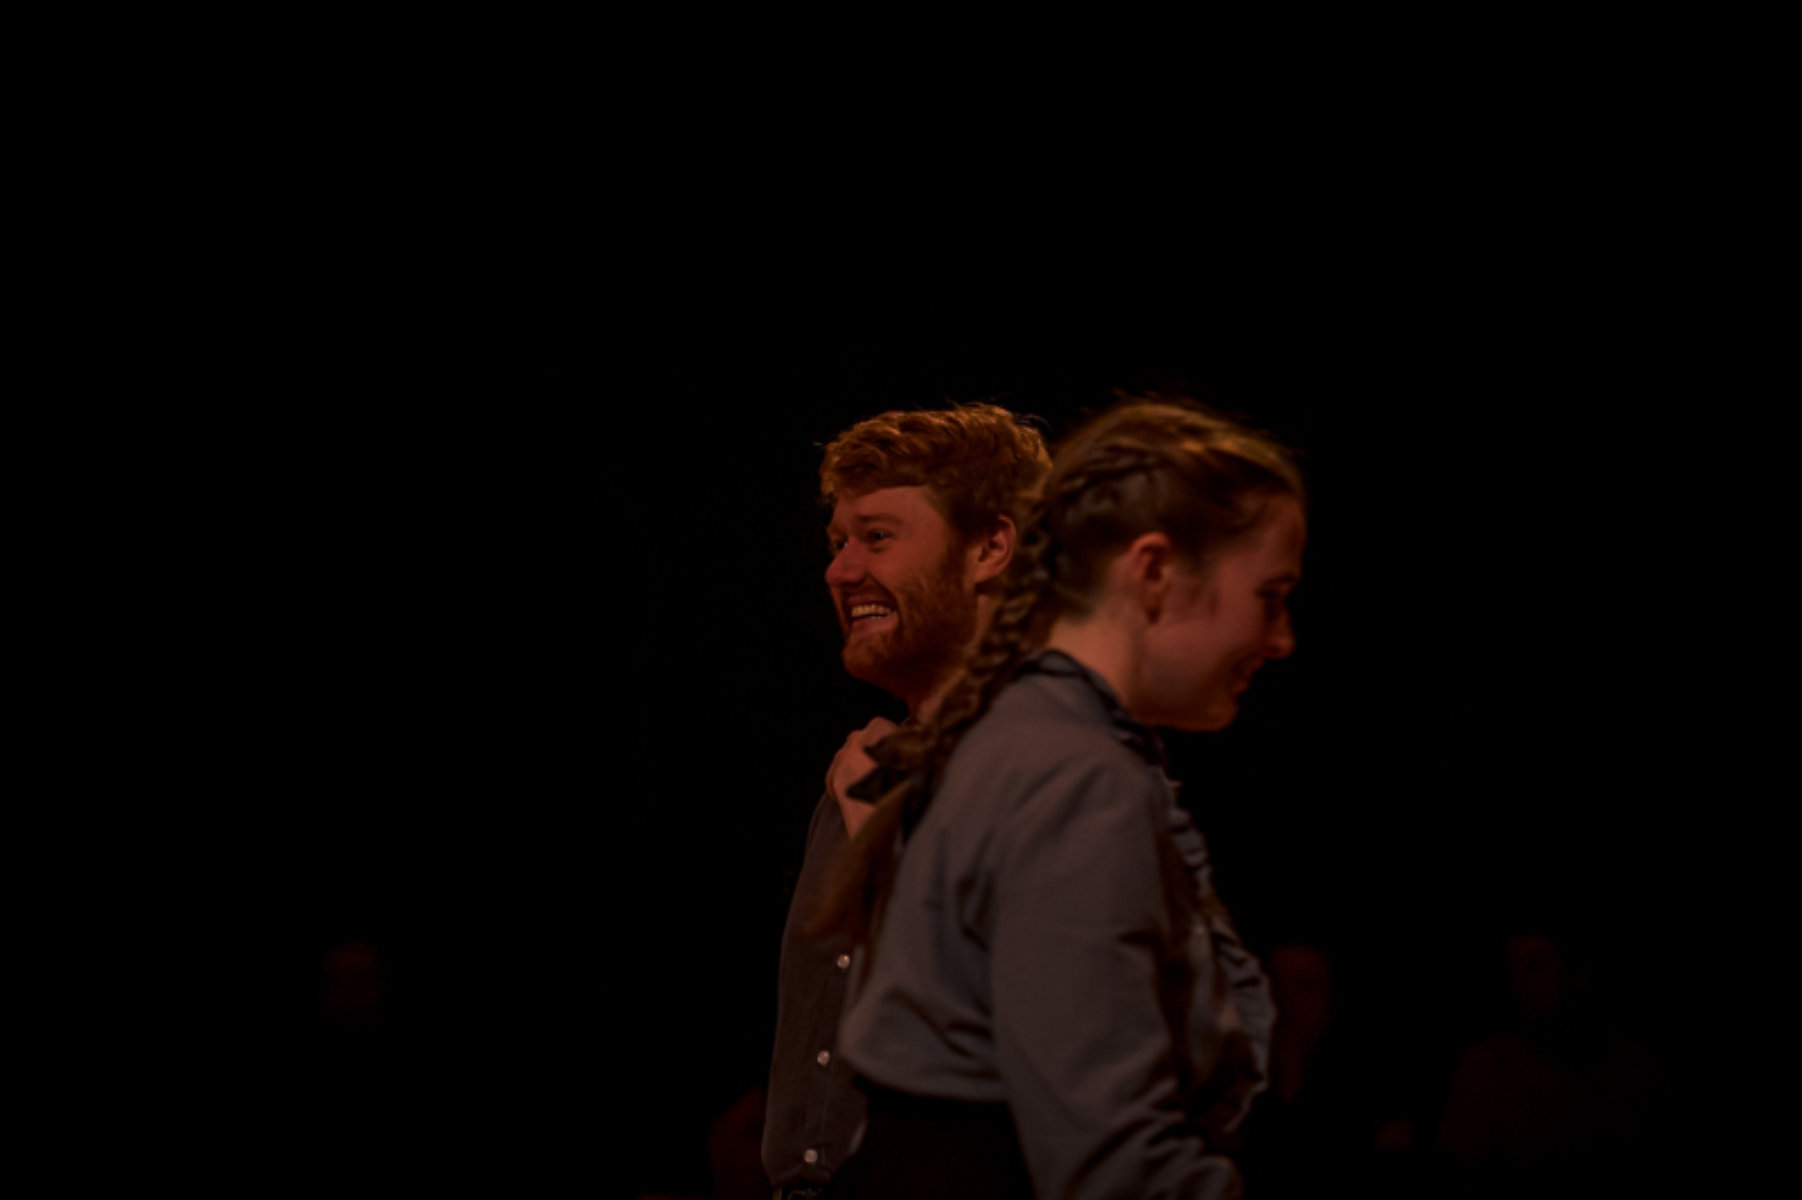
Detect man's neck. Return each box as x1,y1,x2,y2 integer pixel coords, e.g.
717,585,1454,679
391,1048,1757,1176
903,667,962,724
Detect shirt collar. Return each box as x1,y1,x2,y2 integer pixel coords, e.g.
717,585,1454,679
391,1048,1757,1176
849,649,1169,808
1018,649,1168,768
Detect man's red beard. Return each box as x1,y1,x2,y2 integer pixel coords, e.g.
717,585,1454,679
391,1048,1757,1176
840,547,977,701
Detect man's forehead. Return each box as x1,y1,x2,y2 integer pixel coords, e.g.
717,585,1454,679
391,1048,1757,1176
828,484,947,528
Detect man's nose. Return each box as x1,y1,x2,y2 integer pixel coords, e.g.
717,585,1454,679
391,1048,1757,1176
825,545,863,588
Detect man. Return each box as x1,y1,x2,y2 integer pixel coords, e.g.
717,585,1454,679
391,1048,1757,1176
763,404,1051,1198
764,400,1279,1197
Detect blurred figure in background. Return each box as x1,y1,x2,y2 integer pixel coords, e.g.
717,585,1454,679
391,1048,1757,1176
637,1085,770,1200
1239,941,1423,1197
1438,925,1669,1199
321,939,386,1030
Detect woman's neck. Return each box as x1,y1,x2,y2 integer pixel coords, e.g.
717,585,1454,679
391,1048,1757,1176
1043,615,1142,717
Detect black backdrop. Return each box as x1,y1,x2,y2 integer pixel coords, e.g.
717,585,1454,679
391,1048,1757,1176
232,284,1703,1191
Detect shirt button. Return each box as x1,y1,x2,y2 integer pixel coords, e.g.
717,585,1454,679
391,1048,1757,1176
816,1050,831,1066
836,954,851,969
803,1149,819,1164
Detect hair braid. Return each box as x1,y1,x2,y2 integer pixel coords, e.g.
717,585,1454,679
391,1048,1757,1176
808,490,1063,942
903,446,1172,808
809,448,1172,940
810,396,1303,944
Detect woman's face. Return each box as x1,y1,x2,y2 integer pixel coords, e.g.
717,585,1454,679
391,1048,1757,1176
1138,494,1306,731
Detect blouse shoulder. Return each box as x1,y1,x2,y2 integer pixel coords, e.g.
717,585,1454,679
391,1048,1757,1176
933,671,1169,839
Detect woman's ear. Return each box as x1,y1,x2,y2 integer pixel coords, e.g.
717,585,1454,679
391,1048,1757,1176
1119,531,1175,621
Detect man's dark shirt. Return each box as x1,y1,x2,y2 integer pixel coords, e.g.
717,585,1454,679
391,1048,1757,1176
763,792,863,1187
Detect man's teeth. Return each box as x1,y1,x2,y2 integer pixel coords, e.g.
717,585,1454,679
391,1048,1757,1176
850,604,895,620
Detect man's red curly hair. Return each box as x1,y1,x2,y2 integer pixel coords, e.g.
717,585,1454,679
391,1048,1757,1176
819,403,1050,539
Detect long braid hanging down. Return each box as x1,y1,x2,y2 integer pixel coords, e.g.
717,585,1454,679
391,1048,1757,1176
896,441,1175,832
808,499,1061,943
811,398,1303,943
813,443,1188,941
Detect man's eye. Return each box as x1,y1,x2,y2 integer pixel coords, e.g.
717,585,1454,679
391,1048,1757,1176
867,530,893,544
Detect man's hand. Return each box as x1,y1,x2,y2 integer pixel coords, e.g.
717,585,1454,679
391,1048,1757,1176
827,717,898,839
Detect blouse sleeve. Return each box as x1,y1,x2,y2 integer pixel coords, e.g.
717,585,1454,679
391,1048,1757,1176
987,761,1243,1200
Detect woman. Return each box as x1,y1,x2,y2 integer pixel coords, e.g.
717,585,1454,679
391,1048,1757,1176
822,399,1304,1199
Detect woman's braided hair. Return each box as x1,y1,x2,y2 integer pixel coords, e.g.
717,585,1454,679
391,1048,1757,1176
814,395,1304,941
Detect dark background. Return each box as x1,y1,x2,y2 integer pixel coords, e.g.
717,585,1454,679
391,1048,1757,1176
224,275,1704,1190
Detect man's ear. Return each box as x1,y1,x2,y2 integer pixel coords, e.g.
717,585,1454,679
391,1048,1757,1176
969,516,1018,587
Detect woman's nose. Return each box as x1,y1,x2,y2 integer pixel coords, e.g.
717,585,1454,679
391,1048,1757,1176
1266,608,1296,659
